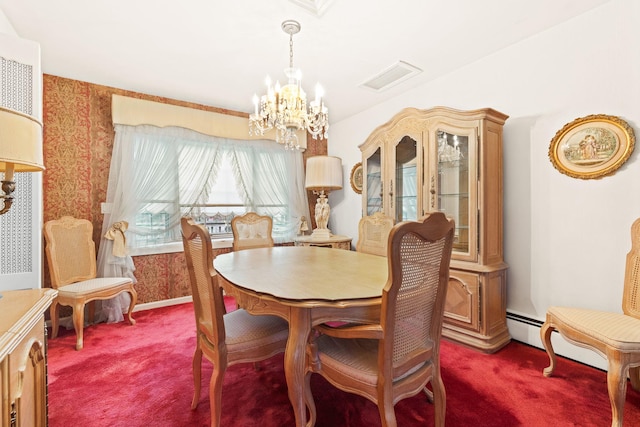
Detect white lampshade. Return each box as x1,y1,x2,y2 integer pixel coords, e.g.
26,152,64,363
305,155,342,191
0,106,45,175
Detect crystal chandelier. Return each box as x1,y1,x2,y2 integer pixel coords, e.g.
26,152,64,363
437,131,463,164
249,20,329,150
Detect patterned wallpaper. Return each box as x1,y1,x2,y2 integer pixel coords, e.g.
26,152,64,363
42,74,326,303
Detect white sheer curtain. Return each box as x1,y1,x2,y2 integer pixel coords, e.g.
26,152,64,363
96,124,308,321
97,125,222,322
229,139,308,242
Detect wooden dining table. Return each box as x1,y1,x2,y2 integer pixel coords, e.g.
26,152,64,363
214,245,388,427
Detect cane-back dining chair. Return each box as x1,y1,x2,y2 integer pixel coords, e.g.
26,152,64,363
231,212,274,251
540,217,640,427
181,217,288,427
356,212,395,257
44,216,137,350
305,212,455,427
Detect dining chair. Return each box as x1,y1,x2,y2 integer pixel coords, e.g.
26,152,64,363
305,212,455,427
356,211,395,257
230,212,274,250
180,217,288,427
540,217,640,427
43,216,137,350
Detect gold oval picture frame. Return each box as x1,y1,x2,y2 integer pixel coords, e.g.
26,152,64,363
549,114,635,180
350,162,363,194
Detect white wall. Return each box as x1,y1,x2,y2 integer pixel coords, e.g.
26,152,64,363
0,9,16,36
328,0,640,369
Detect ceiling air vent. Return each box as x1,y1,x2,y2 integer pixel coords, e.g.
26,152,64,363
360,61,422,92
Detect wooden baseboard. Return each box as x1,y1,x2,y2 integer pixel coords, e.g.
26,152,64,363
133,296,193,312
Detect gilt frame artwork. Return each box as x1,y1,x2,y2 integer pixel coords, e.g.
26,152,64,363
548,114,635,180
350,162,363,194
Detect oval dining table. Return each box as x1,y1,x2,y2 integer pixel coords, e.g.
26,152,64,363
214,245,388,427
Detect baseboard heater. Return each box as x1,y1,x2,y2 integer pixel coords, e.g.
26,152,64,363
506,311,545,328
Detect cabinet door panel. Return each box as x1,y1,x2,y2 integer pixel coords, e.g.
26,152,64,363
10,318,46,427
363,146,383,215
444,270,479,332
393,136,418,221
430,124,478,262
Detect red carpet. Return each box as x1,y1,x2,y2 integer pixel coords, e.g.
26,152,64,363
47,301,640,426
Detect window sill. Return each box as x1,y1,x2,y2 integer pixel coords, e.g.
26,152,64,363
129,238,234,257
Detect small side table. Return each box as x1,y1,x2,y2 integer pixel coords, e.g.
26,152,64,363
294,234,352,250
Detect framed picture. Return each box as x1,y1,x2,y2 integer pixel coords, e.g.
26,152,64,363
350,162,363,194
548,114,635,179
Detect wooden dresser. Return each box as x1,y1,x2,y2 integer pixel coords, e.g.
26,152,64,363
0,288,57,427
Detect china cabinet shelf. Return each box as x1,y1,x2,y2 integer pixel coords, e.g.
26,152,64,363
360,106,509,352
438,193,469,198
438,164,469,171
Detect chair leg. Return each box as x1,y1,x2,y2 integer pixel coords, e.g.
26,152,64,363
50,300,60,339
72,302,86,351
377,389,397,427
209,355,227,427
423,386,434,403
88,301,96,325
126,288,138,325
191,343,203,410
540,321,557,377
431,368,447,427
607,357,628,427
303,371,316,427
630,366,640,391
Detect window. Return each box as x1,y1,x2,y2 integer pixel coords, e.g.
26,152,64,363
188,157,243,239
103,124,308,254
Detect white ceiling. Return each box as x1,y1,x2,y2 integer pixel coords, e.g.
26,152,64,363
0,0,611,123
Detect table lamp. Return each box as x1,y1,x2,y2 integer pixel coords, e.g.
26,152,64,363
305,155,342,240
0,106,45,215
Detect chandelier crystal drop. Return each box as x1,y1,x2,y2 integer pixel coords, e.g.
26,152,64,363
249,20,329,150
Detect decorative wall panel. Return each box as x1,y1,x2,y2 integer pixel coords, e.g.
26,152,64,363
0,34,42,291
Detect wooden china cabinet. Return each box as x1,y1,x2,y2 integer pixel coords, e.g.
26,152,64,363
359,106,510,352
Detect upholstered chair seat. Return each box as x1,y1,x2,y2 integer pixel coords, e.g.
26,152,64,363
546,307,640,350
224,309,289,354
56,277,132,296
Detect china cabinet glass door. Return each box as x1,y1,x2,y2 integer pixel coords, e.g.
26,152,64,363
364,147,382,215
394,136,418,221
435,128,477,260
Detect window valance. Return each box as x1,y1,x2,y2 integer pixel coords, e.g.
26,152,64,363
110,94,307,149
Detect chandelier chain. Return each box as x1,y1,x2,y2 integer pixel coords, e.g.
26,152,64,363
289,33,294,69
